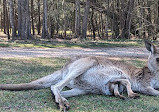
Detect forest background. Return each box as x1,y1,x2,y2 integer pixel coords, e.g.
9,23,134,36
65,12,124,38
0,0,159,41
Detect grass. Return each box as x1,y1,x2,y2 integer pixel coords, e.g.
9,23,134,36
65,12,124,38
0,39,149,49
1,58,159,112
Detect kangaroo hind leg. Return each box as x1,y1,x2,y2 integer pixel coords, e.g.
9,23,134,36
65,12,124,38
110,78,140,99
61,88,88,98
51,57,97,111
110,83,126,100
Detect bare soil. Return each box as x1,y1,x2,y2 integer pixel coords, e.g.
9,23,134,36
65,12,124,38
0,32,150,60
0,47,149,60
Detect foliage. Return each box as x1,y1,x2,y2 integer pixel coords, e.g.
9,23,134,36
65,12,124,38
1,0,159,40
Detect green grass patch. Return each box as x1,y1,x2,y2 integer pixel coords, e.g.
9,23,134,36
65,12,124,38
0,43,10,47
0,39,150,48
0,58,159,112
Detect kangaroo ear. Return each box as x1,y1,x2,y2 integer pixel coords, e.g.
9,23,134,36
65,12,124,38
144,40,156,54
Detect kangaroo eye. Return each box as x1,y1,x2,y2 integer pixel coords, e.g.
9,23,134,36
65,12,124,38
156,58,159,62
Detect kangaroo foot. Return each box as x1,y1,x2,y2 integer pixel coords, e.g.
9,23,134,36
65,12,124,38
128,93,140,99
118,94,127,100
57,97,70,112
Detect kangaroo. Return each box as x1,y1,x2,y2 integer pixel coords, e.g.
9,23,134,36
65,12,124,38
0,40,159,111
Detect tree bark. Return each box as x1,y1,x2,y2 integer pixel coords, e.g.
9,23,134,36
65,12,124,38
14,0,17,38
62,0,67,38
42,0,49,39
3,0,6,34
82,0,90,39
105,15,108,40
18,0,21,38
55,1,60,35
18,0,32,39
31,0,35,35
37,0,41,35
6,5,10,39
157,0,159,33
50,17,55,38
101,13,104,39
120,0,135,39
8,0,15,40
91,9,96,40
1,12,2,31
64,17,67,38
75,0,81,38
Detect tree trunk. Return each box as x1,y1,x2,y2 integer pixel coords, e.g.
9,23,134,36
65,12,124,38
82,0,90,39
153,1,159,40
119,0,125,36
91,9,96,40
0,2,1,31
18,0,32,39
8,0,15,40
1,12,3,31
62,0,67,39
6,5,10,39
111,0,119,39
42,0,49,39
95,14,101,39
14,0,17,38
17,0,21,38
98,13,102,38
37,0,41,35
120,0,135,39
101,13,104,39
31,0,35,35
157,0,159,33
27,1,32,39
50,17,55,38
64,17,67,38
3,0,6,34
75,0,81,38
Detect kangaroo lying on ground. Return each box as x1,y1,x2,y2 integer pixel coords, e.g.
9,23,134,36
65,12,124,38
0,40,159,111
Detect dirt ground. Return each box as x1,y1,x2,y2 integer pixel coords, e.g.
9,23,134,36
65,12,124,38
0,32,150,60
0,47,149,61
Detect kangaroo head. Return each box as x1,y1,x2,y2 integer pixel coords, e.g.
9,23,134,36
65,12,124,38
145,40,159,73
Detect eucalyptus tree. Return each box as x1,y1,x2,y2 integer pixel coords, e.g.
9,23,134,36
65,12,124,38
8,0,15,39
42,0,49,38
18,0,32,39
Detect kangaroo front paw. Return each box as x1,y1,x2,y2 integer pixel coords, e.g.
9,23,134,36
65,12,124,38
128,93,140,99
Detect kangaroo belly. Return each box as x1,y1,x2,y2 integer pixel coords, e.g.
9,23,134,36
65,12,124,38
67,65,129,95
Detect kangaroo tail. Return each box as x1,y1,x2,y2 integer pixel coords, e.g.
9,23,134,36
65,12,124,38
0,70,63,91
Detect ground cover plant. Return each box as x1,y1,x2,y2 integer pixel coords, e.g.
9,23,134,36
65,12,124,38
0,58,159,112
